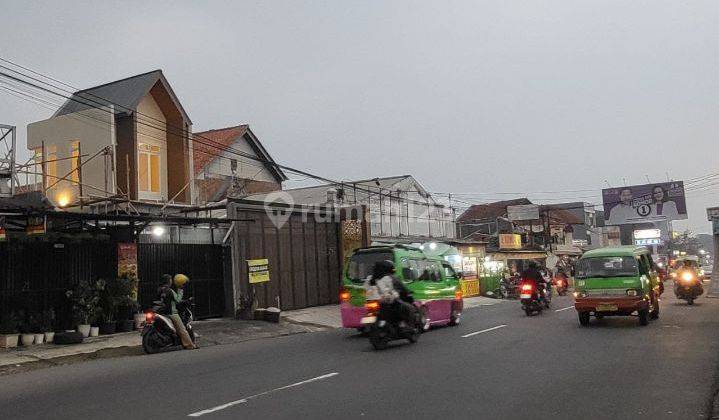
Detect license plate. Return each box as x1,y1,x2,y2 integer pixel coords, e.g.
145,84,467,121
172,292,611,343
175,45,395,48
360,316,377,325
596,304,618,312
520,294,532,299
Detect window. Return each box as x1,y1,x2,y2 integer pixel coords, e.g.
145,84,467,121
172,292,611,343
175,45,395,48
402,259,419,281
70,141,80,183
576,257,639,279
138,143,161,195
347,251,392,283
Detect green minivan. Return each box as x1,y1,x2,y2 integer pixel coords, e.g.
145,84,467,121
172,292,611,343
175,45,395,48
340,244,463,331
574,246,661,326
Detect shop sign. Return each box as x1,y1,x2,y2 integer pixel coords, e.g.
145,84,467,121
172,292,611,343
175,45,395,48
248,259,270,284
461,256,478,280
635,238,661,246
633,229,661,240
499,234,522,249
0,217,5,241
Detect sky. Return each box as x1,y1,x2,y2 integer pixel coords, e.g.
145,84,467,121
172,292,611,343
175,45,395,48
1,1,717,233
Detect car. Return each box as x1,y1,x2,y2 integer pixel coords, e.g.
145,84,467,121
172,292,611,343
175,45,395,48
574,246,661,326
700,264,713,281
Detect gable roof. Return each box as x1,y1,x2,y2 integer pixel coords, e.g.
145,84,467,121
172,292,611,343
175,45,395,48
457,198,532,222
192,125,287,182
244,175,435,205
52,70,191,123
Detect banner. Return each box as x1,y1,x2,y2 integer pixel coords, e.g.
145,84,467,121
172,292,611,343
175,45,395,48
117,243,138,278
603,181,687,225
26,216,46,235
248,259,270,284
0,216,5,241
507,204,539,222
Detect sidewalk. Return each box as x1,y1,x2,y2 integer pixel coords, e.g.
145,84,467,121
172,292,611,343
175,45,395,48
281,295,504,328
0,318,326,375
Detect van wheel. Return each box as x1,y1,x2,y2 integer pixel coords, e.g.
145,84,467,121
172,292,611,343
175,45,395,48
638,309,649,326
578,312,590,326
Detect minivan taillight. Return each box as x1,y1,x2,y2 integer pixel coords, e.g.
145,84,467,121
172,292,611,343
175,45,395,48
339,289,350,303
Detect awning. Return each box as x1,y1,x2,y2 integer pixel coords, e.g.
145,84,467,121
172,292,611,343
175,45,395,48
489,251,547,260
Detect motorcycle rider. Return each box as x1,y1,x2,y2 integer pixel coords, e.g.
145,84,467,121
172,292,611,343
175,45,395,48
366,260,415,326
169,274,197,350
521,261,548,301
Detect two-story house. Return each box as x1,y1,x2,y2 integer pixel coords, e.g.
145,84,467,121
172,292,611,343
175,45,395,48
27,70,194,211
193,124,286,204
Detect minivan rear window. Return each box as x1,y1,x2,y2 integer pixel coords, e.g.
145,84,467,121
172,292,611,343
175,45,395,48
347,251,393,283
576,256,638,279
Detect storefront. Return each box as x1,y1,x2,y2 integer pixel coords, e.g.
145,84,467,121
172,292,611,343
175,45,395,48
424,241,487,297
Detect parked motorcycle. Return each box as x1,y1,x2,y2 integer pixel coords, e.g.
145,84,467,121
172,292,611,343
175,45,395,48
141,298,196,354
361,300,422,350
674,269,704,305
520,281,551,316
498,275,520,299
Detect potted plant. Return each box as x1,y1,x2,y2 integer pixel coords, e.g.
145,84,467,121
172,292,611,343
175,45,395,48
18,311,35,346
0,312,20,348
30,313,45,345
42,308,56,343
66,278,101,338
115,274,138,332
98,278,119,335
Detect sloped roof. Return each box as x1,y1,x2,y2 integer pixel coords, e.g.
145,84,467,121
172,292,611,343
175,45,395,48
457,198,532,222
538,205,584,225
244,175,434,205
52,70,191,123
192,125,287,182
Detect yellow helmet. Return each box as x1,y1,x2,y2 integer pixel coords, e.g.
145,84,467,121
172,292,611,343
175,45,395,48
173,274,189,288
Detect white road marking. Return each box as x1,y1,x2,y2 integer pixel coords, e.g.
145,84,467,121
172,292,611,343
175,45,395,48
461,324,507,338
187,372,339,417
555,306,574,312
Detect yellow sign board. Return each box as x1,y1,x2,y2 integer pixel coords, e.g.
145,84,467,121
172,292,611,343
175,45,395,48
499,234,522,250
248,259,270,284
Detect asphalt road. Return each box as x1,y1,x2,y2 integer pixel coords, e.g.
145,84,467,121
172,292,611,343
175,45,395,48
2,288,719,420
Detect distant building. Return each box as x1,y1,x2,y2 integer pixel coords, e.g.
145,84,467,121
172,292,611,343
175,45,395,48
245,175,455,241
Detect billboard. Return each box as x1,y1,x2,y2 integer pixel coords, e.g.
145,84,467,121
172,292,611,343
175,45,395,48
602,181,686,225
507,204,539,222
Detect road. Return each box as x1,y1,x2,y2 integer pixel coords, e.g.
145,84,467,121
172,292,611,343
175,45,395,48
2,290,719,420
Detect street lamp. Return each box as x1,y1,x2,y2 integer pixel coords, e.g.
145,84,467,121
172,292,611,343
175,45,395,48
152,225,166,237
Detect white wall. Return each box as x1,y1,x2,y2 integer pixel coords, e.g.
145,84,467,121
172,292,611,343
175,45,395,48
197,135,277,183
27,106,115,206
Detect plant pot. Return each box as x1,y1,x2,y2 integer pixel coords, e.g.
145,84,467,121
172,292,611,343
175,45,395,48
89,327,99,337
0,334,19,348
77,324,91,337
34,333,45,345
264,307,281,323
133,313,146,330
116,320,134,332
44,332,55,343
253,308,267,320
20,333,35,346
99,322,117,335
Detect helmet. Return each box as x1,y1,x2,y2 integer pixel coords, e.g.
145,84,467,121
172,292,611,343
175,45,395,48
173,274,189,288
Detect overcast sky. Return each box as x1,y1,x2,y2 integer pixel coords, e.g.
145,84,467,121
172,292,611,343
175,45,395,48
2,1,717,233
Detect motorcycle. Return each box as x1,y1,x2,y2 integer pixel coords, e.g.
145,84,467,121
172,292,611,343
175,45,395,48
361,299,422,350
674,269,704,305
141,298,196,354
520,281,551,316
498,275,521,299
553,275,569,296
